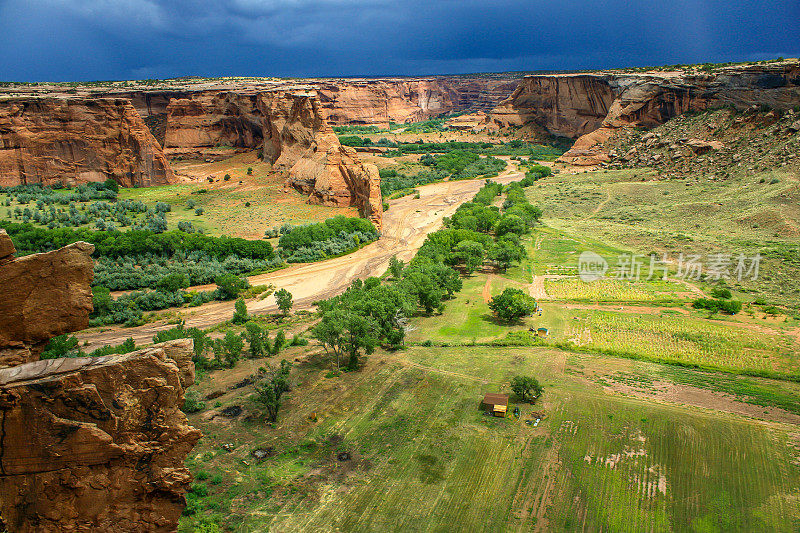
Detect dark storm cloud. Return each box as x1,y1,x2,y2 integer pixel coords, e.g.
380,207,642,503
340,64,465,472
0,0,797,81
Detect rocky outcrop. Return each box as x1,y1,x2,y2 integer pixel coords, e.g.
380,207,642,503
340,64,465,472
492,62,800,165
259,90,383,229
0,339,201,532
491,75,615,138
0,230,94,368
608,107,800,179
316,76,520,126
0,98,176,187
164,91,263,149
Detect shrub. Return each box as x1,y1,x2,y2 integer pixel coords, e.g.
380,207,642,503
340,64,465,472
215,274,249,300
183,390,206,413
232,298,249,324
40,334,82,359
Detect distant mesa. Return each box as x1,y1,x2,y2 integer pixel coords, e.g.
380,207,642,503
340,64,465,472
491,61,800,166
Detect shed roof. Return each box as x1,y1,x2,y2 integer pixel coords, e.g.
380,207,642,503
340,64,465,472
482,393,509,406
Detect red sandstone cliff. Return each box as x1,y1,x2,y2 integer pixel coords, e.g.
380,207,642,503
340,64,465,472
259,90,383,229
0,339,201,532
316,76,519,126
0,230,94,368
164,91,263,149
492,62,800,165
0,229,200,530
0,98,176,187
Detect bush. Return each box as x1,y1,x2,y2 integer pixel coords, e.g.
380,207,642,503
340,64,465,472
183,390,206,413
215,274,249,300
232,298,249,324
692,297,742,314
40,334,82,359
710,287,732,299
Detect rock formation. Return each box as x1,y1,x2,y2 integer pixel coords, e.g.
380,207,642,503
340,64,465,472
0,98,175,187
316,76,520,126
492,62,800,165
164,91,263,150
0,339,201,532
259,90,383,229
0,230,94,368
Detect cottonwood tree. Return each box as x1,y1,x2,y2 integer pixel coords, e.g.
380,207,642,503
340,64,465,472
275,288,293,316
311,309,378,370
232,298,249,324
453,240,485,275
511,376,543,402
488,288,537,322
254,360,292,422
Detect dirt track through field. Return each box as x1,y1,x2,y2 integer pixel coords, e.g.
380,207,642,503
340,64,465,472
78,172,524,349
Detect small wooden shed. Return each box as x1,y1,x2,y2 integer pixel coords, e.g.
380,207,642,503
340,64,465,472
536,327,549,337
481,393,509,417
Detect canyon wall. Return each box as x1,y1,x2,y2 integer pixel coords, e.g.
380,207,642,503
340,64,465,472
0,339,201,532
0,229,200,530
0,98,175,187
0,230,94,368
316,76,520,126
259,90,383,229
164,91,263,149
492,62,800,165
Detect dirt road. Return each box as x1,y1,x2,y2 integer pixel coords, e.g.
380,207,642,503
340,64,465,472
78,172,524,349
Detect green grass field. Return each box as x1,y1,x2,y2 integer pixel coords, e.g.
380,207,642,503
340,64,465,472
524,168,800,307
180,345,800,532
177,164,800,532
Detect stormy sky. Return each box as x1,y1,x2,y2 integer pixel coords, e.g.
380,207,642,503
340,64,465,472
0,0,797,81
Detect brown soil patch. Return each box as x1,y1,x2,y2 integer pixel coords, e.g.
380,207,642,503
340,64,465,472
606,379,800,426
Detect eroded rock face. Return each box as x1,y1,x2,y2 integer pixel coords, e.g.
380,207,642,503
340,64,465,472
492,62,800,165
0,98,175,187
259,90,383,229
316,76,520,126
0,339,201,533
0,231,95,367
164,91,263,149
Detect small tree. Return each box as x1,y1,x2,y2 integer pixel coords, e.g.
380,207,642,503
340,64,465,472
388,255,405,279
271,330,286,355
510,376,543,402
244,322,264,358
253,360,292,422
247,167,253,175
275,288,293,316
488,288,537,323
156,272,190,293
232,298,249,324
215,274,248,300
222,331,243,368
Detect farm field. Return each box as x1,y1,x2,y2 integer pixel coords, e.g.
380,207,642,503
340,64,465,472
180,344,800,532
172,162,800,532
523,168,800,307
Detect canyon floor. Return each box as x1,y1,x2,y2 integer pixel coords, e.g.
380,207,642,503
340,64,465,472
173,164,800,532
76,163,527,350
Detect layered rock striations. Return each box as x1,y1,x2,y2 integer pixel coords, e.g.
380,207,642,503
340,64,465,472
0,339,201,532
164,91,263,150
0,230,94,368
0,98,175,187
259,90,383,229
316,76,520,126
492,62,800,165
